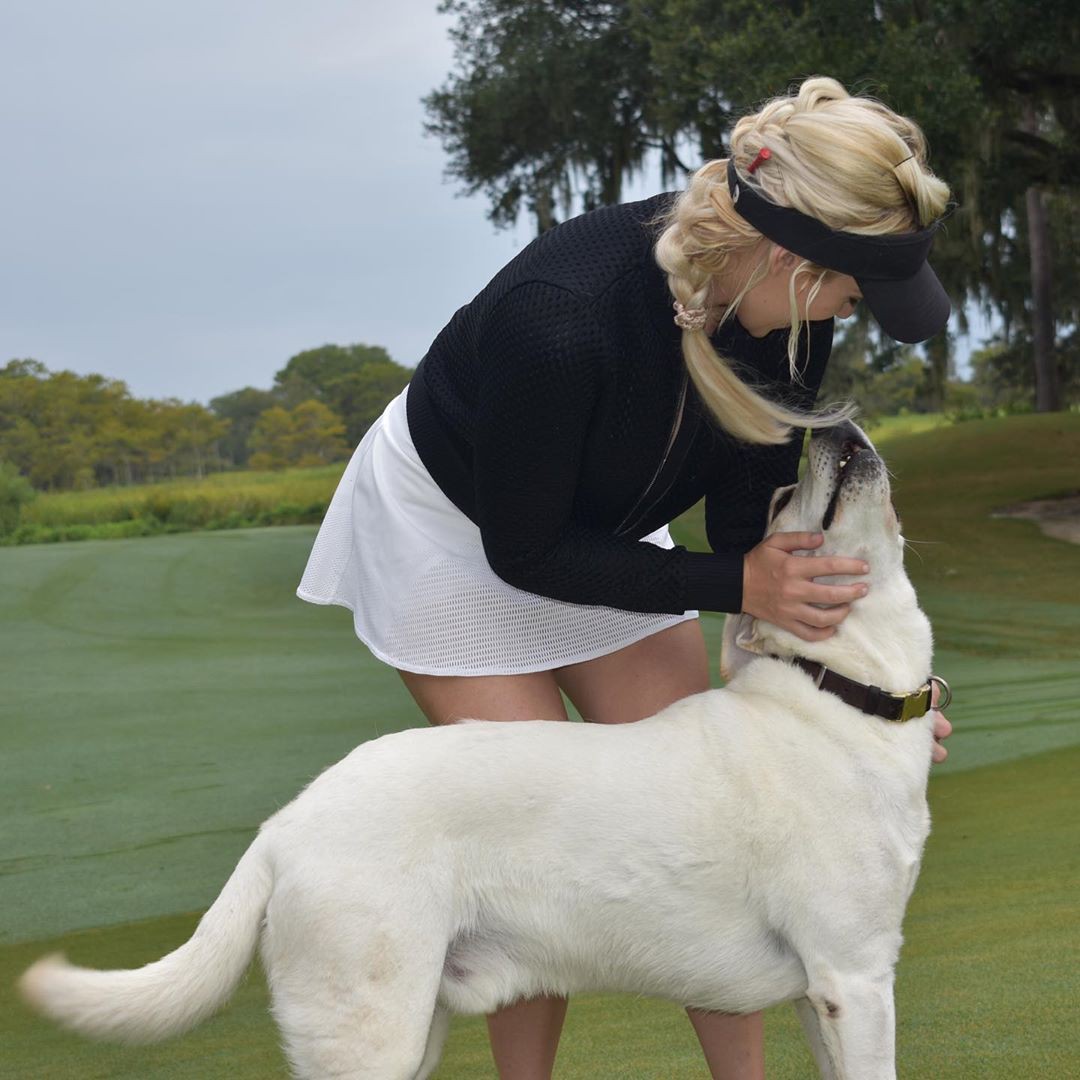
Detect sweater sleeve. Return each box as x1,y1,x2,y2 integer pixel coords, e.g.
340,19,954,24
473,281,717,615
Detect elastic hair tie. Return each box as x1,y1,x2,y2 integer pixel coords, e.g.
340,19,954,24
673,301,708,331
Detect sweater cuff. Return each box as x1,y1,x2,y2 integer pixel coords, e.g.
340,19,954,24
681,551,745,614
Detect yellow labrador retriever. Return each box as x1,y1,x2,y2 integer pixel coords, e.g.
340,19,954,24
21,420,946,1080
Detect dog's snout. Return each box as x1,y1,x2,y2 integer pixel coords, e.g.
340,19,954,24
820,420,873,452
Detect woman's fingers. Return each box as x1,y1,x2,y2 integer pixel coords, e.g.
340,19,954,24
766,531,825,552
792,603,851,629
933,711,952,741
787,620,837,642
790,555,871,579
797,581,868,606
931,680,952,763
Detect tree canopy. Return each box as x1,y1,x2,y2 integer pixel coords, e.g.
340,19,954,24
2,341,412,491
425,0,1079,410
0,360,230,490
271,344,411,446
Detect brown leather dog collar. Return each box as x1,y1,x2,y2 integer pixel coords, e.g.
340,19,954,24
771,655,951,723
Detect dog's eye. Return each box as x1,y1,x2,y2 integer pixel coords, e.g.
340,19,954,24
770,489,794,521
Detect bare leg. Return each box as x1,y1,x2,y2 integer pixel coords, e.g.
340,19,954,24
398,668,571,1080
687,1009,766,1080
484,995,569,1080
557,619,766,1080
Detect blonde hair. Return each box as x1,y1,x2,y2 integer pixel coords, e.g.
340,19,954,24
653,75,953,445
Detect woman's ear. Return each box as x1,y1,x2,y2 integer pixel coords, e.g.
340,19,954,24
771,245,798,272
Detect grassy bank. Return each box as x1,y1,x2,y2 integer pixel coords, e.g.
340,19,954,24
6,464,343,545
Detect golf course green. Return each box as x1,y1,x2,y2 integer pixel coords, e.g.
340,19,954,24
2,413,1078,1077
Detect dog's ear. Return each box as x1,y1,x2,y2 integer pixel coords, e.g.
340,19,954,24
720,612,763,683
766,482,797,526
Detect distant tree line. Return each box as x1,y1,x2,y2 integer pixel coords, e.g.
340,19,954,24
211,344,411,469
0,344,411,492
426,0,1079,413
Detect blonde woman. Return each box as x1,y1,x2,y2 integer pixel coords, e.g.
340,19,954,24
298,75,953,1079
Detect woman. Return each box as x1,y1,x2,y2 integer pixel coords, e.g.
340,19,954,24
298,74,953,1080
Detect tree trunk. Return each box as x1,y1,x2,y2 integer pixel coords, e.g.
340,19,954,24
1021,99,1062,412
923,331,951,412
534,184,557,234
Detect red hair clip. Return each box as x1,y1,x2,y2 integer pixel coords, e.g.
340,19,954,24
747,146,772,174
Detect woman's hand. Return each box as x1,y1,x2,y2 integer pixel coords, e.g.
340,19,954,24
742,531,869,642
931,680,952,764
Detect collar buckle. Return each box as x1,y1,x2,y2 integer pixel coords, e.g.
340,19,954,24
898,684,934,723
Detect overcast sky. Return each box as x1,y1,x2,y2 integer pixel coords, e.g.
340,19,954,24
2,1,988,405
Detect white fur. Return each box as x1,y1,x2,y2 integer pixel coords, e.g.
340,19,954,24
20,423,936,1080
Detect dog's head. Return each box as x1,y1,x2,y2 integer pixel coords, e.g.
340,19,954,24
720,420,933,693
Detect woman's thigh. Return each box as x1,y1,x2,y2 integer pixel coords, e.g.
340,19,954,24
554,618,710,725
398,669,569,726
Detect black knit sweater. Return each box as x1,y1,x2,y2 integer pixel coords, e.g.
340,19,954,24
406,193,834,616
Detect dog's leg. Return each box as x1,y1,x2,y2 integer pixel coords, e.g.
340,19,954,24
802,971,896,1080
413,1006,451,1080
269,959,444,1080
263,899,448,1080
794,997,838,1080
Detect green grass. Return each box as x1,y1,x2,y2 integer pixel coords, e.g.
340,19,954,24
3,412,1080,1076
862,410,954,442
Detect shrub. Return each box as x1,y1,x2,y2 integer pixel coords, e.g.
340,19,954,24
0,462,36,536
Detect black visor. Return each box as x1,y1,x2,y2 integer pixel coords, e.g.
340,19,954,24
726,158,950,343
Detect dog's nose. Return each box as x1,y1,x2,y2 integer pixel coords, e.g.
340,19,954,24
820,420,873,452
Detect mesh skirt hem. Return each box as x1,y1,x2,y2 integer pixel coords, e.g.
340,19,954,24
298,585,698,677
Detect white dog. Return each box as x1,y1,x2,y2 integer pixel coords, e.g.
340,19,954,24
21,421,946,1080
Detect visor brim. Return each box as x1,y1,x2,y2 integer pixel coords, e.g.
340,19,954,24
858,261,951,344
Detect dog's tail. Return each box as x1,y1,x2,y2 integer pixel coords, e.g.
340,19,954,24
19,833,273,1044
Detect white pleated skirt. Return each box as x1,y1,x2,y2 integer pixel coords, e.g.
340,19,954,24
296,385,698,676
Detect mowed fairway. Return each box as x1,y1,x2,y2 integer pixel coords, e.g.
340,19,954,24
2,413,1078,1078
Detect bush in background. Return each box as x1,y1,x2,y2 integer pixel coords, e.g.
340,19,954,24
0,460,36,536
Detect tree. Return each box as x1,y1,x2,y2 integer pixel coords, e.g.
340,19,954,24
0,359,232,489
425,1,656,231
425,0,1080,411
210,386,279,467
287,400,350,467
273,344,411,445
324,363,411,445
247,407,295,471
0,461,36,536
248,401,349,470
